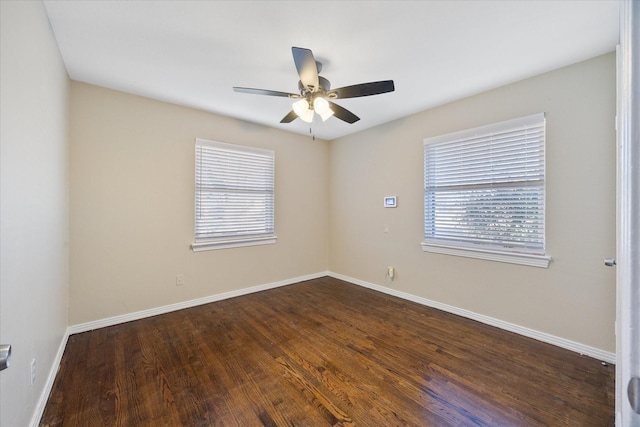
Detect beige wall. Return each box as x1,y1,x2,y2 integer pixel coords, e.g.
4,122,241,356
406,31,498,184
0,2,70,425
329,53,616,353
69,83,329,325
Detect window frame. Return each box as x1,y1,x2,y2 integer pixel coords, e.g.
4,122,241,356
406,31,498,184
421,113,551,268
191,138,276,252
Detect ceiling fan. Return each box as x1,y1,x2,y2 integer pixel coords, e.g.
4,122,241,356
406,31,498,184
233,47,395,124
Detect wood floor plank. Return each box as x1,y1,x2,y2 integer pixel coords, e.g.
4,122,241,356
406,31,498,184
40,277,614,426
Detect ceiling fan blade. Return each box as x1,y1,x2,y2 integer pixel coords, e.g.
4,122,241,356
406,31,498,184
233,87,301,98
328,101,360,124
330,80,395,99
292,47,319,92
280,110,298,123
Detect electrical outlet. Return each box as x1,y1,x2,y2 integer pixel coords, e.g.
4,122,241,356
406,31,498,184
176,274,185,286
387,266,395,280
30,359,36,385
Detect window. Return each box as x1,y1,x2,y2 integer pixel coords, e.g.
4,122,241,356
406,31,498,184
192,138,276,251
422,113,550,268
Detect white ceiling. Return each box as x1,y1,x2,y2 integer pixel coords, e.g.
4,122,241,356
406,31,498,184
42,1,619,141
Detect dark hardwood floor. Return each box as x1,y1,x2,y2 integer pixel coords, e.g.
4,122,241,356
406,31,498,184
41,276,615,426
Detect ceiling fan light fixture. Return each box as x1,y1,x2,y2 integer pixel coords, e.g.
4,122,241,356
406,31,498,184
313,97,334,121
292,99,313,123
319,109,334,122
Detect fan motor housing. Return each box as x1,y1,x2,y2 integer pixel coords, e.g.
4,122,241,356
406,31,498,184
298,76,331,95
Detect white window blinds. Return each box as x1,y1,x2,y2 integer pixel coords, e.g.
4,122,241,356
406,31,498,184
423,113,546,256
193,139,275,251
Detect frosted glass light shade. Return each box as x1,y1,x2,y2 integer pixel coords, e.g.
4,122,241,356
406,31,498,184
313,97,334,121
292,99,314,123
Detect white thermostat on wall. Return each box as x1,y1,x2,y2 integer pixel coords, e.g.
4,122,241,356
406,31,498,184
384,196,397,208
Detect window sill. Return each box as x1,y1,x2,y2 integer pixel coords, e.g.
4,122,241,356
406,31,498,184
421,242,551,268
192,235,277,252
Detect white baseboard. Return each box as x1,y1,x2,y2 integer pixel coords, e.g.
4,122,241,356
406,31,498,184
328,272,616,364
30,328,70,427
68,271,329,335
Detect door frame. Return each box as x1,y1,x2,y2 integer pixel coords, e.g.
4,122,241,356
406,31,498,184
615,1,639,425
